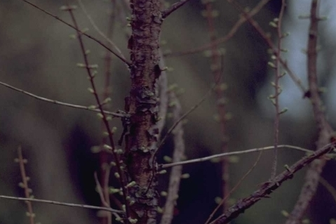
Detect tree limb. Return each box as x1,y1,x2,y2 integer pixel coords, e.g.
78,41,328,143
210,142,335,224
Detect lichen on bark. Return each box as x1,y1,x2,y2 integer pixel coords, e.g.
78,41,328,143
124,0,163,223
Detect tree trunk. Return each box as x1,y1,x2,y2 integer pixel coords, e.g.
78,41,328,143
125,0,163,223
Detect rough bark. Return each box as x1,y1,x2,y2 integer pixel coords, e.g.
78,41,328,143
124,0,163,223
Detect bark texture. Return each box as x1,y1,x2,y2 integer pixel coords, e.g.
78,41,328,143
125,0,163,223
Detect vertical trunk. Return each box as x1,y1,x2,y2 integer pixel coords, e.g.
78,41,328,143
125,0,162,223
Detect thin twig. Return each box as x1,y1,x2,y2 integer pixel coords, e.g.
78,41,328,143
271,0,286,179
161,144,314,169
0,195,123,214
66,6,130,218
160,91,185,224
94,172,111,208
155,50,169,140
94,172,119,222
77,0,125,60
17,147,35,224
0,80,127,117
23,0,131,66
285,1,334,223
209,142,336,224
162,0,193,19
96,3,116,224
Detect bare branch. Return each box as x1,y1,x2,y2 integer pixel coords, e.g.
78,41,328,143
77,0,125,60
285,0,334,223
66,5,130,218
0,80,126,117
94,172,111,209
162,0,193,19
94,172,115,223
160,91,185,224
155,51,169,140
0,195,123,214
17,147,35,224
271,0,286,179
210,142,336,224
161,144,315,169
97,5,118,223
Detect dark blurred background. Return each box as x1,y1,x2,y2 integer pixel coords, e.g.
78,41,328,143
0,0,335,224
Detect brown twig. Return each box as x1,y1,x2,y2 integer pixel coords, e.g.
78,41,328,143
270,0,286,179
161,144,314,169
94,173,111,208
0,195,123,214
23,0,131,66
77,0,125,61
65,5,130,218
160,91,185,224
94,172,118,223
16,147,35,224
162,0,193,19
0,80,126,117
285,1,334,223
209,142,336,224
93,2,116,223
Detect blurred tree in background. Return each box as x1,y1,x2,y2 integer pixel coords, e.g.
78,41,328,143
0,0,335,224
